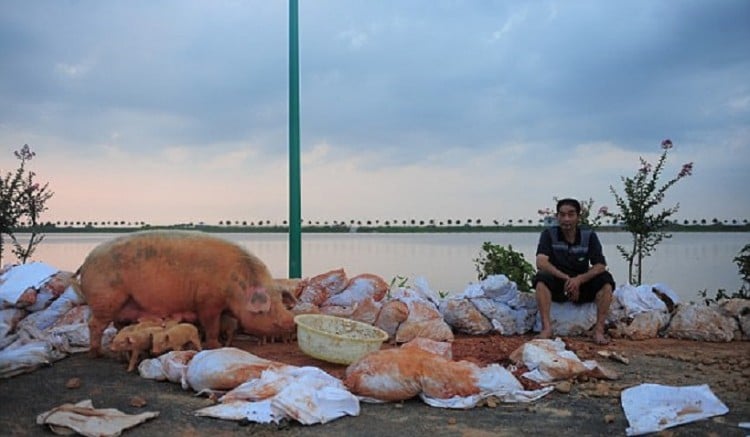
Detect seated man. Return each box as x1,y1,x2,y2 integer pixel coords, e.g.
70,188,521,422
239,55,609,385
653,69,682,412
534,198,615,345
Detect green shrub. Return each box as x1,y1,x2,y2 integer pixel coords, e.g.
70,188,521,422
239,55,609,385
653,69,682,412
474,242,536,292
698,243,750,305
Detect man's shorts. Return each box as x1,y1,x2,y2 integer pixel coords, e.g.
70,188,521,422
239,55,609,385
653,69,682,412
533,271,615,303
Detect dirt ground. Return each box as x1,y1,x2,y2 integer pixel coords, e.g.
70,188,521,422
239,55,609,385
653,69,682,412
1,333,749,437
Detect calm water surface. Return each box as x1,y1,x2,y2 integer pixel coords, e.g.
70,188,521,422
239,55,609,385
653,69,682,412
5,232,748,302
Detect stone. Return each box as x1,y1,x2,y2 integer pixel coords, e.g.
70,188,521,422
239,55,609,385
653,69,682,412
554,381,572,393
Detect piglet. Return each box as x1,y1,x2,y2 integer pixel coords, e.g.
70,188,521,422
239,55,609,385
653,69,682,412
110,325,165,372
151,323,203,356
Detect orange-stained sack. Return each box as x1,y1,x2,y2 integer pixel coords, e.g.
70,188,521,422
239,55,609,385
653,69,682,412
374,300,409,340
323,273,389,307
344,341,480,401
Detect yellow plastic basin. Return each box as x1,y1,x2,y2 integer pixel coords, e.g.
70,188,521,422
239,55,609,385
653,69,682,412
294,314,389,365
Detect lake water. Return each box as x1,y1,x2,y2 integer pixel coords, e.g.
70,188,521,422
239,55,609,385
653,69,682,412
3,231,748,303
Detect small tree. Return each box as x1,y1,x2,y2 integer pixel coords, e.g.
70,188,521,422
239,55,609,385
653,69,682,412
0,145,54,266
474,242,536,292
609,139,693,285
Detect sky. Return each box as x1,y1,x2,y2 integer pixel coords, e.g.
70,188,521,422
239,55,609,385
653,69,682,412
1,0,749,226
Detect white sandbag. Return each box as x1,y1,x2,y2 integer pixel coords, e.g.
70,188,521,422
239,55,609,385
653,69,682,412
0,308,26,340
138,356,168,381
19,285,85,331
46,322,90,354
139,350,197,382
0,340,52,378
509,338,617,384
665,304,738,342
184,347,282,392
393,277,441,307
471,298,522,335
507,290,538,310
458,275,518,302
533,301,597,336
613,284,668,317
200,366,359,425
0,262,58,306
477,274,519,303
621,383,728,436
651,283,681,305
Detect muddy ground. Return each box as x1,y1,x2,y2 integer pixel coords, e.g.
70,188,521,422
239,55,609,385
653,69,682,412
1,334,749,436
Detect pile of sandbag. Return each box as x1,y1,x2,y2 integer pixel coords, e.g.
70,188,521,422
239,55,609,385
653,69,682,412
440,275,537,335
604,283,677,340
344,337,552,408
291,269,454,343
139,347,360,425
138,338,556,425
0,262,90,378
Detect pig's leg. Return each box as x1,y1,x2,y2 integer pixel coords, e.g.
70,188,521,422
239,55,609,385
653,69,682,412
88,292,131,357
88,316,111,357
198,311,223,349
126,350,139,372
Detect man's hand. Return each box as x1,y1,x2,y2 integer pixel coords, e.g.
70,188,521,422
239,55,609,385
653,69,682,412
564,276,583,302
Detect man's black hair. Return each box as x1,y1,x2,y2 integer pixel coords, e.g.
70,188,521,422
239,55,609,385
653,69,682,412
556,198,581,214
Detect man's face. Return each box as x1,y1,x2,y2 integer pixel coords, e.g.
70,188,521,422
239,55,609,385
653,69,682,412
556,204,579,230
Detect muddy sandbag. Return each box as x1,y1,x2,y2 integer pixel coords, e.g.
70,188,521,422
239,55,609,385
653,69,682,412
344,338,551,407
297,269,348,306
510,338,618,383
374,300,409,340
665,304,738,342
350,297,383,326
440,298,492,335
323,273,389,307
394,294,453,343
396,318,454,344
184,347,284,392
610,310,671,340
719,298,750,339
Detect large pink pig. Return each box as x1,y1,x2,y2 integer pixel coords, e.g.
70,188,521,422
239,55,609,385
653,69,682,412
78,230,297,355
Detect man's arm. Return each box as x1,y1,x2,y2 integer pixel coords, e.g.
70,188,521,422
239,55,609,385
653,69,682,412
571,263,607,284
536,254,571,281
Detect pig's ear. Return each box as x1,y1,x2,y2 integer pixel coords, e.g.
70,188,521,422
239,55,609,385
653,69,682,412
246,287,271,313
281,290,297,310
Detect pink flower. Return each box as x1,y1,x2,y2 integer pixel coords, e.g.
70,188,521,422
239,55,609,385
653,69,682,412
679,162,694,178
661,139,673,149
639,160,652,174
598,206,609,215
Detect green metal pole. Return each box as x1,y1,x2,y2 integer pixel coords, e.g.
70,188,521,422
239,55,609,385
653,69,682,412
288,0,302,278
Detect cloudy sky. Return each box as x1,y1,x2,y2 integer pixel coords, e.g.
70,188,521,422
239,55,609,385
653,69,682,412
1,0,748,226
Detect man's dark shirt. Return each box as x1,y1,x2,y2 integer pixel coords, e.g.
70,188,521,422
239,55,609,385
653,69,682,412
535,226,607,276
